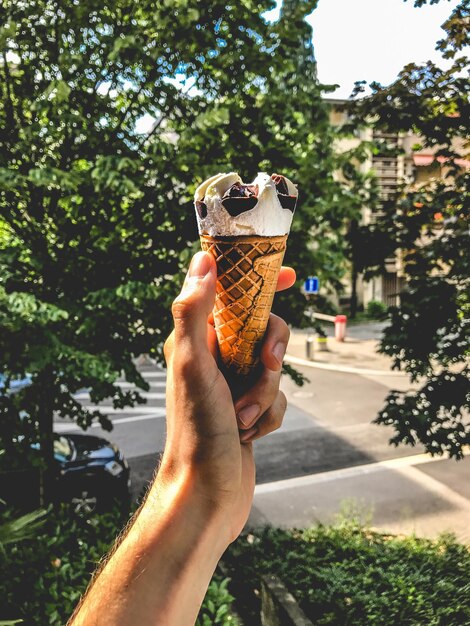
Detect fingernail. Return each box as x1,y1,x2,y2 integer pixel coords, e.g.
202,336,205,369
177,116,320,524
273,341,287,365
188,252,211,278
240,427,257,443
237,404,260,428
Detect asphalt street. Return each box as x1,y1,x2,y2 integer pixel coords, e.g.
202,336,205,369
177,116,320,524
57,361,405,492
55,361,404,492
54,356,470,539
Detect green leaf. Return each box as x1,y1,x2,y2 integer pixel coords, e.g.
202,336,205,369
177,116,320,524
0,509,48,552
0,21,17,48
54,80,72,103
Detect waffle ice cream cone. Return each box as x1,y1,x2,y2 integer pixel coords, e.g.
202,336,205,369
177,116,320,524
195,172,297,378
200,234,287,376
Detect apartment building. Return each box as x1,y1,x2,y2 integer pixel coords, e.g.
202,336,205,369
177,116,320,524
325,97,469,309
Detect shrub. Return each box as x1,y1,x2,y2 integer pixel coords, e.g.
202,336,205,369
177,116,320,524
0,504,238,625
223,524,470,625
0,504,123,625
366,300,388,319
196,577,239,626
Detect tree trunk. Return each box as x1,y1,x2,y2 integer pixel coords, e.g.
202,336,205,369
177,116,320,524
37,368,55,507
349,219,359,319
350,264,358,319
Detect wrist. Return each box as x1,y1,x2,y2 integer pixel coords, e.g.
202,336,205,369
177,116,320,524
139,458,232,555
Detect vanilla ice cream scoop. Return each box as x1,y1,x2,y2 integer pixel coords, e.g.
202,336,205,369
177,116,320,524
194,172,298,237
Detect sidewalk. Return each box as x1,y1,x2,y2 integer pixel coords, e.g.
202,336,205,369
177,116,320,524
286,322,396,374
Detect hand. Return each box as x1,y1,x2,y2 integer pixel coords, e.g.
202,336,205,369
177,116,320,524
162,251,296,543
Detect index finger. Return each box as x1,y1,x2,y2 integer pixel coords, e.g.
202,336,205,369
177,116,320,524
276,266,296,292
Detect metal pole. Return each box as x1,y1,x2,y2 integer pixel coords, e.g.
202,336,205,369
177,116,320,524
305,294,315,360
306,334,314,360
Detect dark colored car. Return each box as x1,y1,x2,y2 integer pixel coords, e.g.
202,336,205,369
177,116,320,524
0,374,32,392
0,433,130,514
1,376,130,513
53,433,131,515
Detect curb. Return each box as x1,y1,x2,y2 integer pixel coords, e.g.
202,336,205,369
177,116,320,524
284,354,406,377
261,575,315,626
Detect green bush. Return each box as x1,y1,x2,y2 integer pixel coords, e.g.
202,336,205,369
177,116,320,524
366,300,388,319
196,577,239,626
0,504,123,625
223,524,470,625
0,504,238,625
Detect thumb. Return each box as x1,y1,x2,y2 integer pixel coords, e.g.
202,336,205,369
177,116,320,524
171,251,217,352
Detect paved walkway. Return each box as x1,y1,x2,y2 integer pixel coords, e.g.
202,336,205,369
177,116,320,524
287,321,394,374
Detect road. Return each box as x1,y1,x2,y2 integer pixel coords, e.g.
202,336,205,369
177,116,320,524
54,360,405,492
54,357,470,540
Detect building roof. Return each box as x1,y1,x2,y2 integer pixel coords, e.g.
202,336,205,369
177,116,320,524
412,154,470,169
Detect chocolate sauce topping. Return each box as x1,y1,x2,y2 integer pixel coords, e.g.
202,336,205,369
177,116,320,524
220,182,259,216
221,196,258,216
195,200,207,219
272,174,289,195
271,173,297,213
198,174,298,220
277,194,297,212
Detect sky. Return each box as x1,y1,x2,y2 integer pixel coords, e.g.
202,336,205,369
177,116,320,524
303,0,460,98
136,0,463,132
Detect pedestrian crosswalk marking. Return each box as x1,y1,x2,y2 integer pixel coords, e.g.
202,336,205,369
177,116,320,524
74,391,166,402
54,367,168,431
54,410,166,433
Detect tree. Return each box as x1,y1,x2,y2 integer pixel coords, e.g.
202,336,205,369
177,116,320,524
341,147,380,319
351,0,469,457
0,0,366,503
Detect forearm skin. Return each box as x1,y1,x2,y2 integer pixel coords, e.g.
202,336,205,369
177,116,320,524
69,465,229,626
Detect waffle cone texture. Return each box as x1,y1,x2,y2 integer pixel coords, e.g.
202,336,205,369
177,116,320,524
200,234,287,376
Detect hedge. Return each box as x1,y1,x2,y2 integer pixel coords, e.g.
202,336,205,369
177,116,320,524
0,504,238,625
223,523,470,625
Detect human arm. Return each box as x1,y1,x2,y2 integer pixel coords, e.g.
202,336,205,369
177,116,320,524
68,251,295,626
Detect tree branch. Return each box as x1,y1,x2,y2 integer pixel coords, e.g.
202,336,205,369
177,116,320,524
136,80,195,151
1,51,18,138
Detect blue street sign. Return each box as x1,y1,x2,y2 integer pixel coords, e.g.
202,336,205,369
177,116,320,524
304,276,319,294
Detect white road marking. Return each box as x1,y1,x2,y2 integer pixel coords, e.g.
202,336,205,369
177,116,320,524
75,391,166,401
255,449,470,495
54,409,166,433
138,392,165,399
398,465,470,513
72,372,167,399
142,371,166,379
114,380,166,389
284,354,405,377
60,405,162,415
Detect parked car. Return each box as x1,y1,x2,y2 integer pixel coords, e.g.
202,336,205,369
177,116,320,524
1,376,130,513
0,432,131,514
0,374,32,393
53,433,131,515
